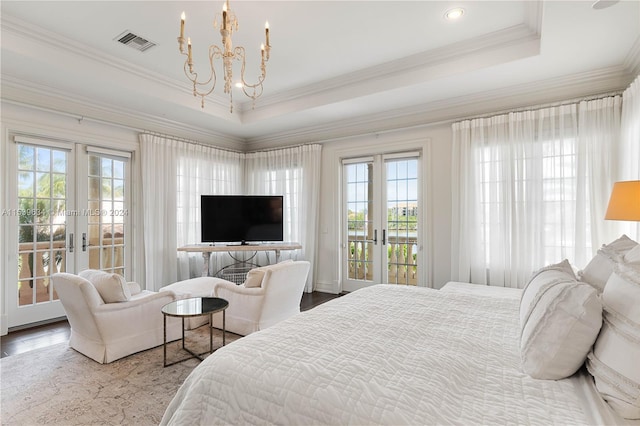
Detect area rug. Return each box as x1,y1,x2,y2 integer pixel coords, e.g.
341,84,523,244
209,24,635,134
1,327,238,425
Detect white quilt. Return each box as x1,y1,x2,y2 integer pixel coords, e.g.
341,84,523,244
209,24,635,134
162,284,591,425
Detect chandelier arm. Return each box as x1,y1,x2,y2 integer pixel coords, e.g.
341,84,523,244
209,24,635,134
181,45,227,108
234,46,266,101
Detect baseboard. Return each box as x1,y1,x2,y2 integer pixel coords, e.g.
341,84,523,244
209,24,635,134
7,316,67,333
314,280,340,294
1,314,8,336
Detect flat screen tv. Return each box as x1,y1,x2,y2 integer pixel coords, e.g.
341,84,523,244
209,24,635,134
201,195,284,244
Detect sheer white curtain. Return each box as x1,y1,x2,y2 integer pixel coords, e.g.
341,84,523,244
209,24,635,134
578,96,622,253
140,134,243,289
244,144,322,292
618,75,640,241
452,97,622,288
175,142,244,280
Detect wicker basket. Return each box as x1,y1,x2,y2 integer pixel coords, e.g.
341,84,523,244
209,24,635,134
218,266,253,285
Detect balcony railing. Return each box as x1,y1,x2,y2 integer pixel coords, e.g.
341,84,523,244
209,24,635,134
17,238,124,306
347,234,418,285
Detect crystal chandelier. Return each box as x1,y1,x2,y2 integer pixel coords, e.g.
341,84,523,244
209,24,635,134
178,0,271,113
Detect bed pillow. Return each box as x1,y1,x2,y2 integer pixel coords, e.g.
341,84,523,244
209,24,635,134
519,259,576,327
586,265,640,419
520,260,602,380
79,269,131,303
578,235,639,292
624,244,640,266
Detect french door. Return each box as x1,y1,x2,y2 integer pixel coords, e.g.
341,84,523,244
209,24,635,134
7,136,131,327
342,153,421,292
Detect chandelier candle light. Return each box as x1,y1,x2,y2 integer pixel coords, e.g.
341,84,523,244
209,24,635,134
178,1,271,113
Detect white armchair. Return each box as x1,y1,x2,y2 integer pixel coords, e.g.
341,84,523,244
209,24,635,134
211,260,311,336
52,272,182,364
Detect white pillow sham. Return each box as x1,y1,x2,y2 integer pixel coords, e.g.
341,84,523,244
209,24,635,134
520,260,602,380
624,244,640,266
578,235,638,292
79,269,131,303
587,266,640,419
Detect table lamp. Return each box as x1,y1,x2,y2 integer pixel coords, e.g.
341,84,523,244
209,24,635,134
605,180,640,221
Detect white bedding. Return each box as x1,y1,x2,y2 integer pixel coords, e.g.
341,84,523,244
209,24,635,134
162,284,596,425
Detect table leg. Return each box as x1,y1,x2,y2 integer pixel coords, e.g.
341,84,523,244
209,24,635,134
223,310,226,346
202,252,211,277
163,314,167,367
181,317,185,349
209,312,213,353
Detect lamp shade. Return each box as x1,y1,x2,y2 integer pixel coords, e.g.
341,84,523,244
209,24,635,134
605,180,640,221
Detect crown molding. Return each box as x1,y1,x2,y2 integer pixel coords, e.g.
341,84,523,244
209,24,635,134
524,0,544,36
244,66,633,150
238,23,540,123
624,36,640,77
237,0,545,116
1,76,244,149
1,14,234,116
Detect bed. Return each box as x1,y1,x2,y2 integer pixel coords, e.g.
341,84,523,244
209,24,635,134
161,279,638,425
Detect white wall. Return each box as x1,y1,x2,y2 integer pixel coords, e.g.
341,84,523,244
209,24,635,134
315,123,453,294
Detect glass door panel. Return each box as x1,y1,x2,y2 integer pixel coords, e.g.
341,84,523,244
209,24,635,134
386,158,419,285
345,162,375,283
86,154,127,276
17,144,69,306
9,140,72,327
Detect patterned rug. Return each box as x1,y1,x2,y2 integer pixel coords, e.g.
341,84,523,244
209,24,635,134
1,327,238,425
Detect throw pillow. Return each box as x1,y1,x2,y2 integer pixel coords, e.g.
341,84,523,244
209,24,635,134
519,260,602,380
79,269,131,303
242,260,295,288
520,259,576,327
586,267,640,419
578,235,639,292
243,268,266,288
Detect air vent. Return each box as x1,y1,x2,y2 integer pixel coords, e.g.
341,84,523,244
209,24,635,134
115,30,156,52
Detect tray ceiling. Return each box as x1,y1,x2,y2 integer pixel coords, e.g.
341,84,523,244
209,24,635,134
1,1,639,149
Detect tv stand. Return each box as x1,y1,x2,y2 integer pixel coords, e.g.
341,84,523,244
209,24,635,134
226,241,249,246
178,242,302,278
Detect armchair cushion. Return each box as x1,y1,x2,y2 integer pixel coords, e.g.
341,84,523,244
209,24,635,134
127,282,142,296
79,269,130,303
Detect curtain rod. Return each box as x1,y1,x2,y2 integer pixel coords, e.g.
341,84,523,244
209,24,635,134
140,131,244,155
457,90,624,123
244,142,322,155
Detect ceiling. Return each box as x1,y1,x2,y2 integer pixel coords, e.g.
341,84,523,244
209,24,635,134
2,1,639,150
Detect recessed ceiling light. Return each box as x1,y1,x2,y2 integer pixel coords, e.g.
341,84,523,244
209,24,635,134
444,8,464,21
235,82,244,88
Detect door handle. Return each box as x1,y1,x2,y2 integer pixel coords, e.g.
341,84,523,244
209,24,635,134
82,233,88,252
69,233,74,253
373,229,378,245
382,229,386,245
